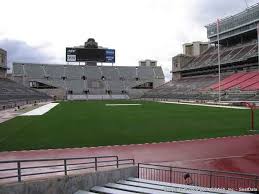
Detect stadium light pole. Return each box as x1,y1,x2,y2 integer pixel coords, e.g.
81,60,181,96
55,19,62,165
217,19,221,102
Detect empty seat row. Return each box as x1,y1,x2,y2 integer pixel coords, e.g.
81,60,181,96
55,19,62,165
207,71,259,91
0,78,51,109
12,64,164,96
74,177,245,194
143,71,259,101
13,63,164,81
182,40,258,71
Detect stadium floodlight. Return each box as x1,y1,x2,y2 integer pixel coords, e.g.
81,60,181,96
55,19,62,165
216,19,221,102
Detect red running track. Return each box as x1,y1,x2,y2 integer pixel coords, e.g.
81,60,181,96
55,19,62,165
0,135,259,174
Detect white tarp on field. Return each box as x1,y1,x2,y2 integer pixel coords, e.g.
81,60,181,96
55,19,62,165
21,103,59,116
105,104,142,106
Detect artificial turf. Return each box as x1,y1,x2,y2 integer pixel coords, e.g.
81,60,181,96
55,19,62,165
0,101,258,151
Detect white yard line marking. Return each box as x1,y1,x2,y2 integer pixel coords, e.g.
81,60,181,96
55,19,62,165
20,103,59,116
105,104,142,106
158,101,249,109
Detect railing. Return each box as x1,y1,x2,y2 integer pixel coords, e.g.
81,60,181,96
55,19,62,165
138,163,259,191
0,156,134,183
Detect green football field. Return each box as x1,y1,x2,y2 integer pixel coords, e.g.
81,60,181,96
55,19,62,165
0,101,258,151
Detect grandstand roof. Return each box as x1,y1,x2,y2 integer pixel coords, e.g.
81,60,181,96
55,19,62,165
205,3,259,42
205,3,259,27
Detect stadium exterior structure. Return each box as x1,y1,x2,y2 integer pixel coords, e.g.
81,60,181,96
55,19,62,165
143,3,259,102
0,48,7,78
12,63,165,100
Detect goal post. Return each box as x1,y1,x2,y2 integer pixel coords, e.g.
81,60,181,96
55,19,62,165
241,102,259,131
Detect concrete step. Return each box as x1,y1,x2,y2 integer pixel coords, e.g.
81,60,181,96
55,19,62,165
76,177,248,194
117,180,209,194
90,186,135,194
74,190,97,194
127,178,246,194
106,182,178,194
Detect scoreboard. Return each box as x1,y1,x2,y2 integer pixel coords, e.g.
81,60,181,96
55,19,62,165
66,48,115,63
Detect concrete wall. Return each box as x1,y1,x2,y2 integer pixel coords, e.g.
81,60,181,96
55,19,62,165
172,54,193,80
0,68,6,78
138,59,157,67
67,94,130,100
37,88,66,100
0,48,7,67
0,99,50,111
183,42,209,57
0,166,138,194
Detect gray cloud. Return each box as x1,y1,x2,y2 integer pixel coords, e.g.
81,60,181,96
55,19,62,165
0,39,57,69
192,0,259,25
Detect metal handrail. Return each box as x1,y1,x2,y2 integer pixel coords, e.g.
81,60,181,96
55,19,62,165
138,163,259,177
138,163,259,190
0,155,117,163
0,156,135,183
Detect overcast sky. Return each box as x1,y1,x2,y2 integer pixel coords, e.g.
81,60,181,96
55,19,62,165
0,0,258,80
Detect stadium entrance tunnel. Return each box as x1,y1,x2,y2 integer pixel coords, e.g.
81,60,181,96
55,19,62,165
132,81,153,89
29,81,57,89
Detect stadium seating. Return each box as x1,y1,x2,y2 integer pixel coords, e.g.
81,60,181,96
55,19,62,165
207,72,246,90
0,78,51,110
239,74,259,89
207,71,259,91
244,82,259,91
143,70,259,101
181,40,258,71
142,75,221,100
75,177,245,194
12,63,165,98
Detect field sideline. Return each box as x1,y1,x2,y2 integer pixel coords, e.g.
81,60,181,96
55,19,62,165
0,100,258,152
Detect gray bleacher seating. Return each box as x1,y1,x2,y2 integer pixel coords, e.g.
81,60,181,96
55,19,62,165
74,191,97,194
85,66,102,80
101,66,120,80
137,66,155,79
75,177,246,194
181,40,258,71
142,75,221,100
44,65,65,79
118,67,137,80
153,66,164,78
0,78,51,109
12,63,24,75
66,80,85,94
12,63,164,98
23,63,44,78
65,65,84,79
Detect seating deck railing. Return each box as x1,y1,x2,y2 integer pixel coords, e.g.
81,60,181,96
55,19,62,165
0,156,135,183
138,163,259,191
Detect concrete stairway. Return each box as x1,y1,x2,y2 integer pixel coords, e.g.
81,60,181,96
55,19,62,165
74,177,246,194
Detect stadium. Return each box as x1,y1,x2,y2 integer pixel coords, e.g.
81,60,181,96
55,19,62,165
0,2,259,194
